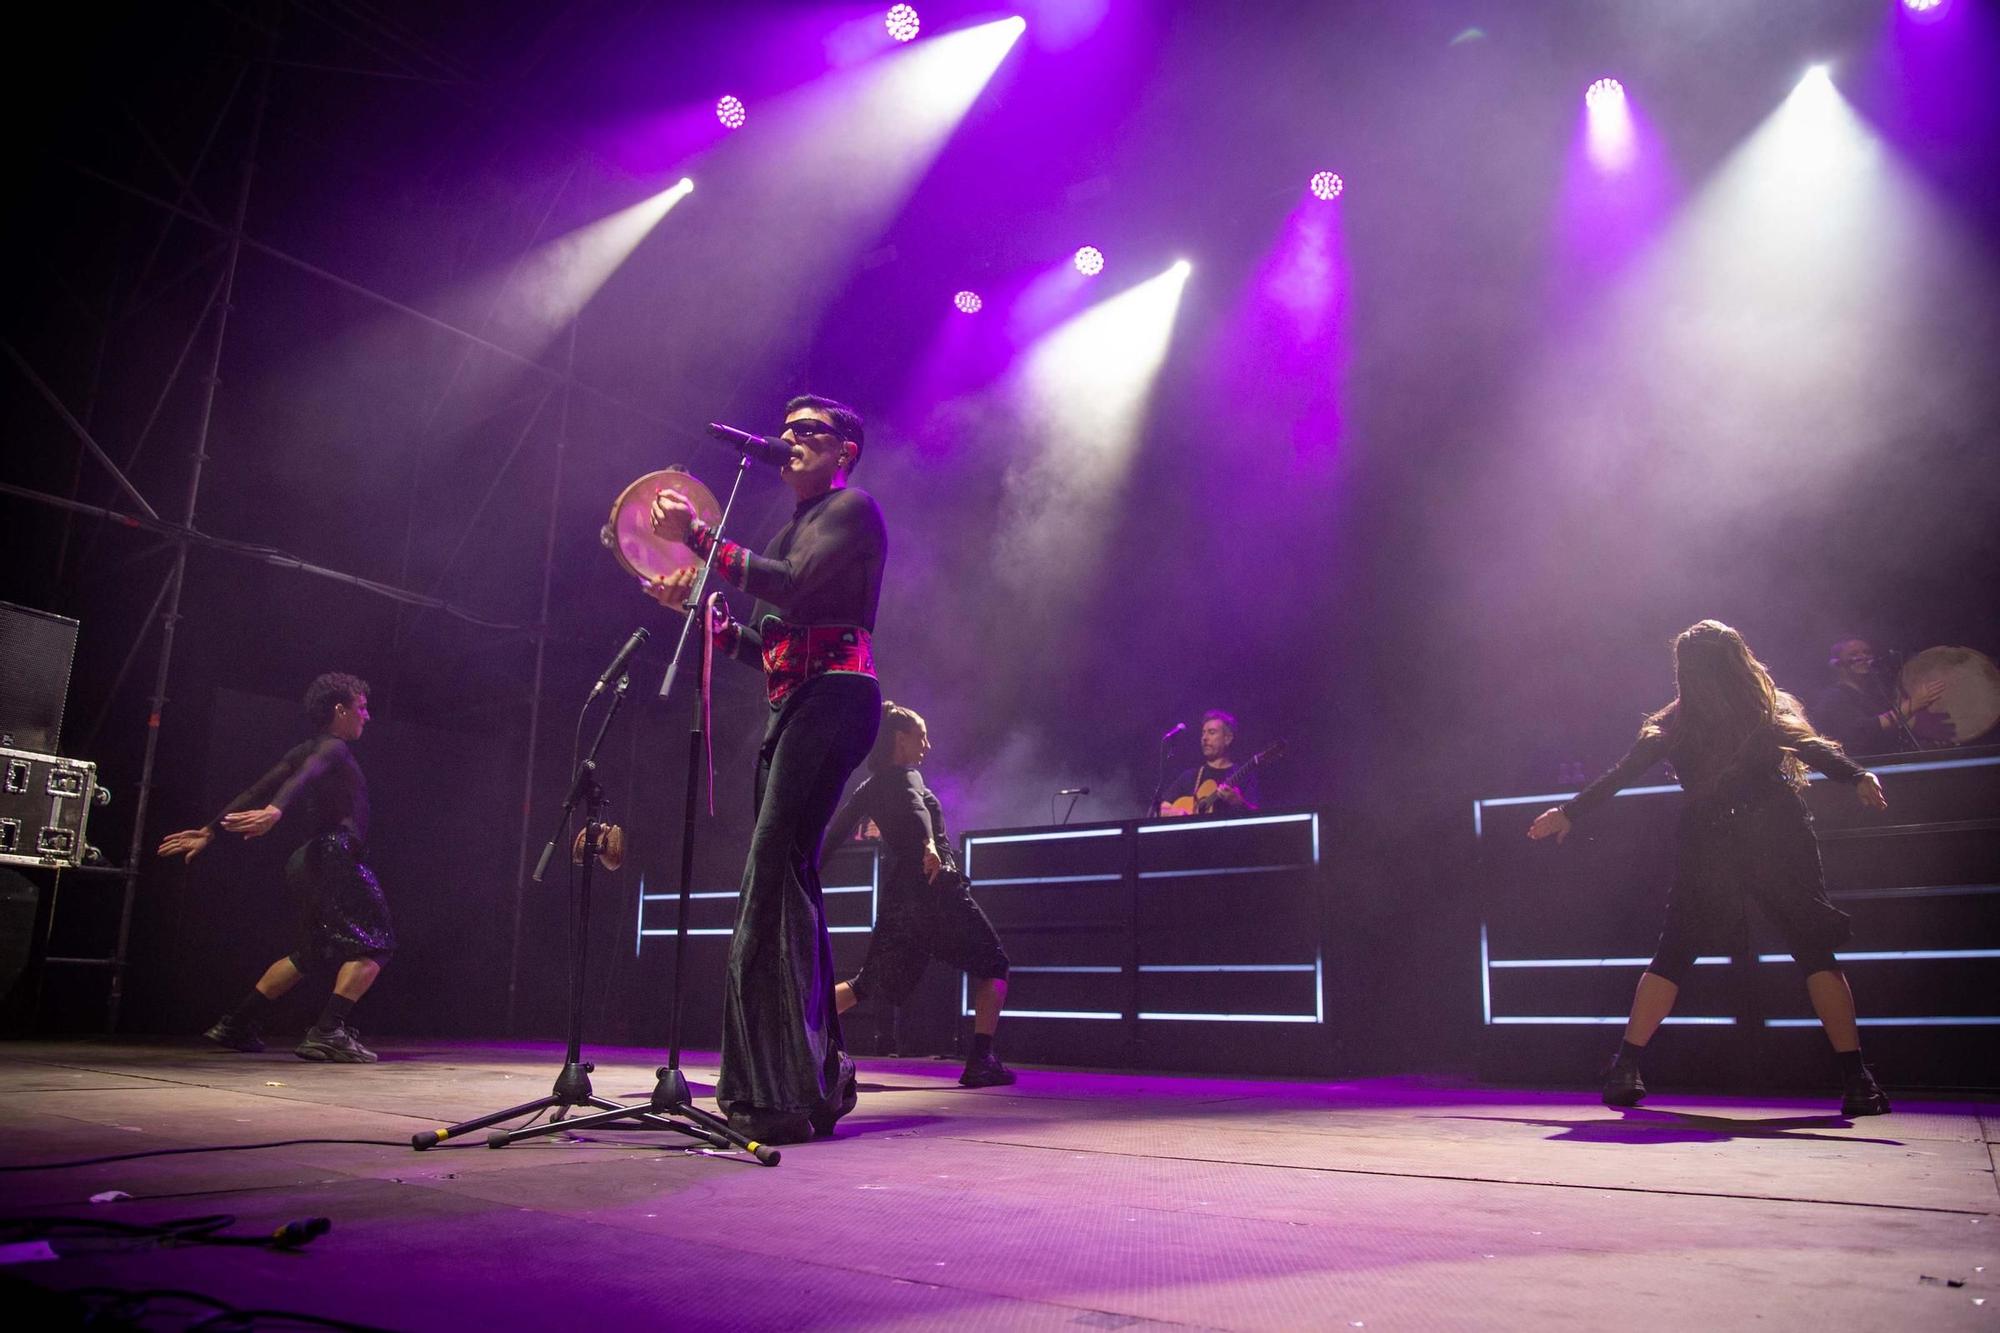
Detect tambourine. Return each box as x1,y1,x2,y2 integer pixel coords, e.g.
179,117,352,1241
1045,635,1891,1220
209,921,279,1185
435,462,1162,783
602,468,722,589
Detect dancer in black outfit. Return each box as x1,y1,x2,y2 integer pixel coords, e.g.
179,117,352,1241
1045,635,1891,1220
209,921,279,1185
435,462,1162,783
159,673,392,1063
827,703,1015,1087
1527,621,1892,1116
648,394,886,1145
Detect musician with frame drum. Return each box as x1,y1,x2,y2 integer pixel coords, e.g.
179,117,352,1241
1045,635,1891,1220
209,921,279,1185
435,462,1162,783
1812,636,1944,758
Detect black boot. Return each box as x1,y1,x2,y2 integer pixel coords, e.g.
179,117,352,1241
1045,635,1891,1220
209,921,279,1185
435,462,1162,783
728,1106,814,1146
1601,1059,1646,1108
1840,1065,1891,1117
204,1014,265,1053
809,1051,859,1138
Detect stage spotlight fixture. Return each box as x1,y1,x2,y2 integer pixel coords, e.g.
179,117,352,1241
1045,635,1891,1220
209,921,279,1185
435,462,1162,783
1585,77,1625,111
886,4,921,42
1074,245,1105,276
1309,170,1344,201
1170,259,1192,276
716,95,747,130
1902,0,1943,11
953,289,983,314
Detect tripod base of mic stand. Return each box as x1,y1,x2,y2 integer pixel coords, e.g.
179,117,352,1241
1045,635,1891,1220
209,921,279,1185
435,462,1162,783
409,1059,733,1154
482,1065,782,1165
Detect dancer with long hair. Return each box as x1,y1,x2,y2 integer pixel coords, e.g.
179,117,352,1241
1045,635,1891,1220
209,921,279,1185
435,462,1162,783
1527,620,1892,1116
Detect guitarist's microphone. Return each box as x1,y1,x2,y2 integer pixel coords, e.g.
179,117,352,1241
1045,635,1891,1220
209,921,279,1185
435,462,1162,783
1160,722,1187,743
1057,787,1090,796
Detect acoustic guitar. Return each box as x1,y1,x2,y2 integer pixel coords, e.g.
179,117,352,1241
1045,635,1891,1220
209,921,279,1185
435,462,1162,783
1165,741,1287,816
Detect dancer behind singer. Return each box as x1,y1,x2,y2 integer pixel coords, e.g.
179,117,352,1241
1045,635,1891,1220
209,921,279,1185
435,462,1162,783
647,394,886,1146
827,703,1015,1088
1526,620,1892,1117
157,673,392,1064
1811,636,1944,758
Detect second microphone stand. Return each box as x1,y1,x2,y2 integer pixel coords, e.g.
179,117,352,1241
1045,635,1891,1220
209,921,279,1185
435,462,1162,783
413,675,726,1152
472,455,781,1163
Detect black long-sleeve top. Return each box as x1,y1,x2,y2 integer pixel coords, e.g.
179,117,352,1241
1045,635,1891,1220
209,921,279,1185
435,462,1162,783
212,735,369,843
826,766,949,894
1563,721,1865,822
691,487,888,669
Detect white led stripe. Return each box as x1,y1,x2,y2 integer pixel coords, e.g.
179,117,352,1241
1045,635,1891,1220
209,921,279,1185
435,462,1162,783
1139,813,1316,834
1488,955,1732,968
1487,1015,1736,1026
1765,1016,2000,1028
1139,963,1316,973
967,828,1123,847
1756,949,2000,963
1137,863,1310,880
1009,965,1123,974
1137,1012,1319,1023
975,873,1123,887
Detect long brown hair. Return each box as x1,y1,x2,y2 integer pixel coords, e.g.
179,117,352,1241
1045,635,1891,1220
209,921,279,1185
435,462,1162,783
1643,620,1832,789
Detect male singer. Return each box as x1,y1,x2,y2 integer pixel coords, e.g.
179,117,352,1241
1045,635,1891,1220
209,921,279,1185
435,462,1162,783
647,395,887,1145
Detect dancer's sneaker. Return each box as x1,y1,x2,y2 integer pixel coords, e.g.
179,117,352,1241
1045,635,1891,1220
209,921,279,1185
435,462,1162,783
1840,1066,1891,1117
1601,1060,1645,1108
203,1015,265,1053
959,1051,1017,1088
295,1023,378,1064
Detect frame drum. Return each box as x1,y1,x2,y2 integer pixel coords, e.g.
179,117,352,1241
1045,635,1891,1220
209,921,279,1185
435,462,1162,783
1900,646,2000,746
604,469,723,587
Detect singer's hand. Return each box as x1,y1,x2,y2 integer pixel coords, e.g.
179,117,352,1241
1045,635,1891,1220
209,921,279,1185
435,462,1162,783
649,488,696,543
1855,772,1887,812
644,566,699,614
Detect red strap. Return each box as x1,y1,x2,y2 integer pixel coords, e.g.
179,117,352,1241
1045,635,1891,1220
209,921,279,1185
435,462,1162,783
702,593,727,816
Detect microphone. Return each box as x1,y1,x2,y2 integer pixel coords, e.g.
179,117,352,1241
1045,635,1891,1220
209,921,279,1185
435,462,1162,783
707,422,797,469
1161,722,1187,743
1057,787,1090,796
591,628,649,698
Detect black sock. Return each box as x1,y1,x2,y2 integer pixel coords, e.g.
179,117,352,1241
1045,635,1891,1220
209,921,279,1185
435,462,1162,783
317,993,357,1032
1614,1039,1647,1068
229,988,275,1024
1834,1048,1867,1080
970,1032,995,1061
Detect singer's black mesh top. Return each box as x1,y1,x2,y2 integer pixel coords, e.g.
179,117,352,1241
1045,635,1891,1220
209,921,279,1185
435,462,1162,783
213,735,369,843
696,486,887,666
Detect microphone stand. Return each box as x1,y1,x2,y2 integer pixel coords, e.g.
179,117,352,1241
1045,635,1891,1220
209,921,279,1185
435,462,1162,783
472,454,782,1163
1866,658,1925,752
413,675,715,1151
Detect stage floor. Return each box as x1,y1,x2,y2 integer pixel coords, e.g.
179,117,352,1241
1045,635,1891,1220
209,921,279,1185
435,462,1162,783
2,1040,1994,1330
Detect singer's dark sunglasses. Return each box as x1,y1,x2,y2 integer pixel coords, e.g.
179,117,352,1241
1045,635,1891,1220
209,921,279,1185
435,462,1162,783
780,419,840,441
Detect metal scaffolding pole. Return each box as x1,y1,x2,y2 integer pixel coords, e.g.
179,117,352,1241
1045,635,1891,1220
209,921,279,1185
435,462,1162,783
104,39,275,1032
506,321,574,1032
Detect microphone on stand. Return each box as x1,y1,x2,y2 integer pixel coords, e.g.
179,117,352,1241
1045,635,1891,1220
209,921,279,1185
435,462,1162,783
590,628,649,699
707,422,797,469
1056,787,1090,796
1160,722,1187,744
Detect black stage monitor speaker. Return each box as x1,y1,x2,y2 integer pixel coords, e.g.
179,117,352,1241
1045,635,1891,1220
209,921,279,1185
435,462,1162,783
0,602,79,754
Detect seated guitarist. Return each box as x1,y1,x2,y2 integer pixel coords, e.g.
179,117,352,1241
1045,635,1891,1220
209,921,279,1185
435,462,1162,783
1158,711,1262,818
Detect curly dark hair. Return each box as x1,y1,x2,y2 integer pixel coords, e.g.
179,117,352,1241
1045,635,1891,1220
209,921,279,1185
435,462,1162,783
304,672,369,728
785,393,865,474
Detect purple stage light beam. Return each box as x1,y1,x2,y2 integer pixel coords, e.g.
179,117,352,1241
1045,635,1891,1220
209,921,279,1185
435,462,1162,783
886,5,922,43
716,95,747,130
1074,246,1105,277
1583,77,1636,172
